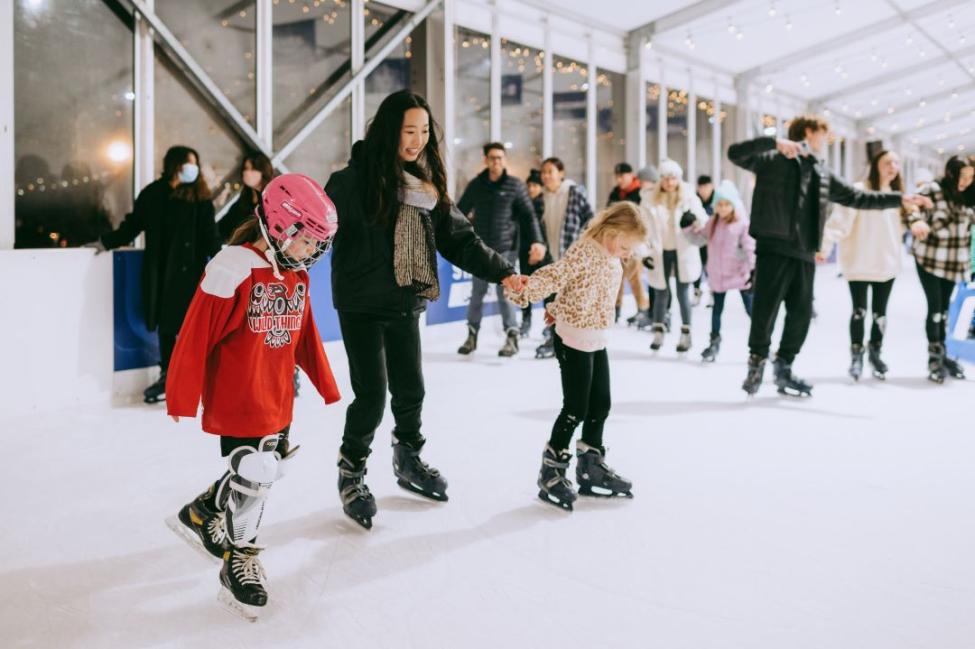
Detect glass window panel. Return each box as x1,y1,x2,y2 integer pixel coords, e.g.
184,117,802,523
156,1,256,124
500,39,543,182
645,83,660,169
284,97,352,185
720,103,736,184
14,0,134,249
695,96,712,183
364,2,417,123
666,87,688,172
596,69,626,207
552,55,587,187
454,27,490,196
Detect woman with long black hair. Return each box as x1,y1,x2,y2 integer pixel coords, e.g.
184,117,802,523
88,145,220,403
324,90,525,529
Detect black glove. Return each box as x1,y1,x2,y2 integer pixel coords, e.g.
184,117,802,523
642,256,654,270
679,211,697,229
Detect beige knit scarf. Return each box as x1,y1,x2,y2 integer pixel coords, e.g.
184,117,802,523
394,172,440,300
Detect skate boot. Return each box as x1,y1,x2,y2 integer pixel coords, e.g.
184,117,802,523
773,357,813,397
457,324,478,355
676,325,692,353
927,343,948,384
218,542,268,621
741,354,766,396
692,286,703,307
338,454,377,530
701,333,721,363
625,311,639,326
535,325,555,359
650,324,665,351
143,370,167,404
498,328,520,357
849,344,865,382
167,484,229,563
537,444,576,511
575,441,633,498
633,309,653,330
392,439,448,501
519,314,532,338
867,342,888,380
943,355,966,380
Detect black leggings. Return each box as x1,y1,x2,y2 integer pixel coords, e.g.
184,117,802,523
653,250,692,326
847,280,894,346
549,334,610,452
916,263,956,343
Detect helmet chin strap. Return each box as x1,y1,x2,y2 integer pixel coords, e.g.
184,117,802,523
256,217,284,280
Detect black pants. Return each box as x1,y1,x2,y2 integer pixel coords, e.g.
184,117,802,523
748,252,816,363
916,263,955,343
653,250,692,326
848,279,894,346
711,290,753,335
159,329,178,372
338,311,425,462
549,334,610,452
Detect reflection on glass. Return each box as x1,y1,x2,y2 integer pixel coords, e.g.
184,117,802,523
500,39,543,182
272,0,352,145
156,1,256,123
364,2,416,124
13,0,133,248
552,55,587,186
646,83,660,169
454,27,490,196
720,103,736,184
695,96,713,182
596,69,625,206
666,87,689,172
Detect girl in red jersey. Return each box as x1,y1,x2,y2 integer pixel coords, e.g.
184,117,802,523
164,174,341,620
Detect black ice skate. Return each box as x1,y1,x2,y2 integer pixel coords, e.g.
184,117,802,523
575,441,633,498
676,325,692,353
701,333,720,363
773,358,812,397
218,543,268,622
537,445,576,511
849,344,864,382
742,354,766,396
498,328,519,357
457,324,478,355
535,325,555,359
943,356,966,380
166,491,228,564
338,454,377,530
867,342,888,380
927,343,948,384
143,371,167,404
392,440,448,502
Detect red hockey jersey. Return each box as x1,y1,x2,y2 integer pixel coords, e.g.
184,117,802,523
166,243,341,437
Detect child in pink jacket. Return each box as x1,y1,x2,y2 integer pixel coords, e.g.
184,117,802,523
702,181,756,362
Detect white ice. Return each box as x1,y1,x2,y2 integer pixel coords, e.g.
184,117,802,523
2,265,973,649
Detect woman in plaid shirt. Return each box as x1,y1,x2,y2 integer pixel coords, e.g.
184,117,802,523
909,156,975,383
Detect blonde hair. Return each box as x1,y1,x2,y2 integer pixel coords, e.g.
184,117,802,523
583,201,648,244
651,179,685,212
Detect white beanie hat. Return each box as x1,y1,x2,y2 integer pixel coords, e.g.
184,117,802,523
658,158,683,180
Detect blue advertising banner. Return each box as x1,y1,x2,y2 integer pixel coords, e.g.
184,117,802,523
947,282,975,363
425,254,502,325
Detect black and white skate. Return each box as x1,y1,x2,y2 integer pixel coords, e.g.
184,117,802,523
218,544,268,622
166,498,228,564
338,455,377,530
867,343,888,380
535,338,555,359
498,328,519,358
849,344,864,382
575,442,633,498
143,371,166,404
742,354,766,396
943,356,966,380
392,441,448,502
675,326,691,353
537,445,576,511
774,359,812,397
650,324,665,351
633,310,653,330
927,343,948,384
701,334,720,363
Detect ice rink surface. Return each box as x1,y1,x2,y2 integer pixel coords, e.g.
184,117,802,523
2,265,973,649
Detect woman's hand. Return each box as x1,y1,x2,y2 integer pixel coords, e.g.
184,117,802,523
528,243,546,265
501,274,529,293
910,221,931,241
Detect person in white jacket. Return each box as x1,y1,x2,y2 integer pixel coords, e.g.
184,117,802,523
640,159,707,353
818,150,911,381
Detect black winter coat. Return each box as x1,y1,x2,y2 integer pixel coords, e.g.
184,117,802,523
217,189,260,243
456,169,543,253
728,137,902,253
325,143,515,317
100,179,219,332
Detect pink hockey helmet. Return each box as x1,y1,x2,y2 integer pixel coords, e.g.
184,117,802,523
257,173,338,273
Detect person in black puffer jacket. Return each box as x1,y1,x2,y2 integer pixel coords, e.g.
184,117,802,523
729,115,930,397
324,91,526,528
455,143,546,356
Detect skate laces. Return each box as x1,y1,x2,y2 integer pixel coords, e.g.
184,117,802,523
231,547,267,587
206,512,228,545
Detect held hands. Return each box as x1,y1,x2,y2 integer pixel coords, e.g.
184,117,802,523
902,194,934,211
528,243,547,265
910,221,931,241
501,274,529,293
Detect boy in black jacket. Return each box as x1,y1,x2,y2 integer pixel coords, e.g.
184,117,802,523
728,115,930,396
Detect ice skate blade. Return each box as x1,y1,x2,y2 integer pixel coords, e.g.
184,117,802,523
872,371,886,381
578,485,634,499
396,478,448,502
776,386,812,397
218,587,262,622
143,395,165,404
165,516,222,564
537,490,574,511
343,511,373,530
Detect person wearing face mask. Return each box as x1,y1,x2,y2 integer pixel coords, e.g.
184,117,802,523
729,116,932,397
323,91,527,529
84,146,220,403
217,152,275,243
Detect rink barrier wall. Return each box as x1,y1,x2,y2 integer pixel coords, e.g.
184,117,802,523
947,282,975,363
